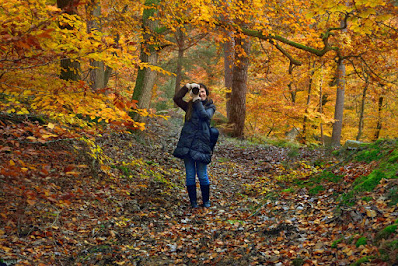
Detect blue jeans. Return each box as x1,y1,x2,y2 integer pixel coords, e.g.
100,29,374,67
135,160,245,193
184,157,210,186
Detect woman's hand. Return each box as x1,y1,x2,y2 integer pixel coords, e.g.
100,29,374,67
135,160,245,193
186,83,201,102
185,83,200,90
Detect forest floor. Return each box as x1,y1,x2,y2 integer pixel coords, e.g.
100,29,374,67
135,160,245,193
0,110,397,265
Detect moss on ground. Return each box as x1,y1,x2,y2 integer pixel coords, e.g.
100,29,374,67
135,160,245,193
356,236,367,247
338,140,398,206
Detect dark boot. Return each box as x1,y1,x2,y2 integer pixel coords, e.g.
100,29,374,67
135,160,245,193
186,185,198,208
200,184,210,207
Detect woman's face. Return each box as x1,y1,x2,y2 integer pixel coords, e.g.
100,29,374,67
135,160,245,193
199,87,207,101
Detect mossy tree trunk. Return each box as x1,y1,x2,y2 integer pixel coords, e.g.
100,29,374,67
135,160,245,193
131,0,161,121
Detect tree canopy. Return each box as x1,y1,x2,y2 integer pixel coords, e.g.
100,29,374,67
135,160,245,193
1,0,397,142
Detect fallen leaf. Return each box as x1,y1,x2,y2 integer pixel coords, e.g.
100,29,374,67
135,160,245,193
0,245,12,252
27,199,36,206
366,209,377,218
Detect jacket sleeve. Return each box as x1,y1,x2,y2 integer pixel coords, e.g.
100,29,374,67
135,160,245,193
193,100,215,121
173,85,189,112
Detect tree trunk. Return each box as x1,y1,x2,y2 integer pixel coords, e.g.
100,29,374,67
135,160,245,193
221,0,234,120
287,62,296,103
58,0,81,81
319,76,325,146
131,0,160,120
87,0,105,90
224,33,234,120
356,79,369,141
302,61,316,142
174,28,184,96
331,58,346,146
103,34,120,89
229,36,250,138
60,59,81,81
373,95,384,141
132,49,159,115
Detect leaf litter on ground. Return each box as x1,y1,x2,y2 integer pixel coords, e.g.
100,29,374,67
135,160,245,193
0,112,397,265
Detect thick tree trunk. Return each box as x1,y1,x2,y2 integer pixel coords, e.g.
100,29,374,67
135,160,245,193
60,59,81,81
331,59,346,146
87,0,105,90
221,0,234,120
132,50,159,114
58,0,81,81
90,61,105,89
229,36,250,138
131,0,160,120
57,0,78,11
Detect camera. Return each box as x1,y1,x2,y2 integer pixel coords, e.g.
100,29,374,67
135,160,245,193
191,86,200,95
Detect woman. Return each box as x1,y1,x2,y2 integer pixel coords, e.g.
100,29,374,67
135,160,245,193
173,83,216,208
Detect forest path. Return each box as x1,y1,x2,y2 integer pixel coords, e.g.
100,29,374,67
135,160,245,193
1,111,391,265
92,112,354,265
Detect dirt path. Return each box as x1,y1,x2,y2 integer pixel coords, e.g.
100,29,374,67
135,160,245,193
75,114,344,265
97,114,389,265
1,113,393,265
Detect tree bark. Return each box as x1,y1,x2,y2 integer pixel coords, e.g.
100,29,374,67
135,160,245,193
221,0,234,120
319,76,325,146
287,62,297,103
174,28,184,96
132,49,159,116
87,0,105,90
224,33,234,120
229,36,250,138
57,0,81,81
373,95,384,141
331,58,346,146
131,0,160,120
302,61,316,142
356,79,369,141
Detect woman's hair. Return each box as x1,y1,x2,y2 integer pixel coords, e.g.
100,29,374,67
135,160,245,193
199,83,209,96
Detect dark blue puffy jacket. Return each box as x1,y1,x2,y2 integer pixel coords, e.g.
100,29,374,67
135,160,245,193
173,86,216,164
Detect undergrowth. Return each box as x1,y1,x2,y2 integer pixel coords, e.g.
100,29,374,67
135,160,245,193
339,139,398,206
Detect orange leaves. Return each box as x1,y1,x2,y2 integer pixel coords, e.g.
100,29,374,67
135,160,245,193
109,92,138,111
0,245,12,253
0,0,150,137
3,110,398,265
0,1,57,60
36,29,55,39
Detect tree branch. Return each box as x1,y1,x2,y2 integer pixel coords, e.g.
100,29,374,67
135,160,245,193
217,13,353,60
269,40,302,66
238,27,339,57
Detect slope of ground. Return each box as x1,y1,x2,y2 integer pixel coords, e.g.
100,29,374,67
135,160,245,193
0,111,397,265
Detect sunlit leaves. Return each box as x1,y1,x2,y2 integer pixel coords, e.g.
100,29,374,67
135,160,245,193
356,0,386,7
1,0,398,144
0,0,151,135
